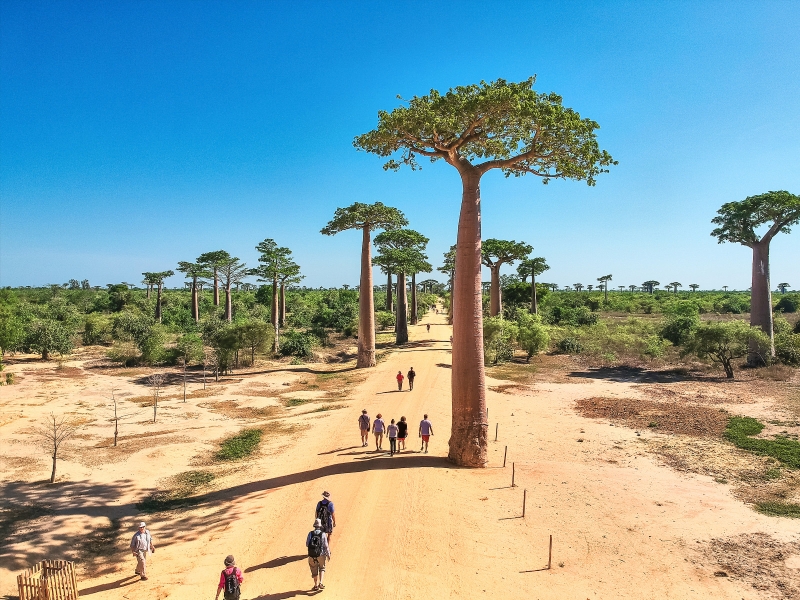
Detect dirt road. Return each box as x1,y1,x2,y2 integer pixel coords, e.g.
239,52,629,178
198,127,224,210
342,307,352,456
5,309,800,599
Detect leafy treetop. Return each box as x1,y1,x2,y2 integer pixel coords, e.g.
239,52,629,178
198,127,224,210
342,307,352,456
177,261,210,281
354,77,616,183
197,250,232,269
374,228,429,252
320,202,408,235
481,239,533,268
711,190,800,247
437,245,457,276
374,248,431,276
254,239,292,280
517,257,550,281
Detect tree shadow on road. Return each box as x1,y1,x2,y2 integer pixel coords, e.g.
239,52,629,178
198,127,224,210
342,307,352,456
567,366,718,383
250,590,318,599
78,574,140,595
245,554,306,572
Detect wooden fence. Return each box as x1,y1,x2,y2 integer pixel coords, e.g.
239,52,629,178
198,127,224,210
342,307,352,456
17,560,78,600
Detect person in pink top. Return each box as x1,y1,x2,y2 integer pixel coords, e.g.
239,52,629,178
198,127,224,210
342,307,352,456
215,555,243,600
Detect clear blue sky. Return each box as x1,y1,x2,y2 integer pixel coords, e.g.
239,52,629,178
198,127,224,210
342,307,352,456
1,1,798,290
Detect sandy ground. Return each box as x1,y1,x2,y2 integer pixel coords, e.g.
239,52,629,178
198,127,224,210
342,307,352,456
2,309,800,599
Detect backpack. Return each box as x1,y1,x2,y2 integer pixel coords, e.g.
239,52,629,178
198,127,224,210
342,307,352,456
308,530,323,558
222,567,240,600
316,500,331,529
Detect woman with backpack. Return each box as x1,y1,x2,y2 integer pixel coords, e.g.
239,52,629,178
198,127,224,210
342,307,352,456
215,555,243,600
306,518,331,591
397,416,408,451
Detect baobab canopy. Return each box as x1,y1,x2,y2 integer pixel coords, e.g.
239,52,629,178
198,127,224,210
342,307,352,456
353,77,616,182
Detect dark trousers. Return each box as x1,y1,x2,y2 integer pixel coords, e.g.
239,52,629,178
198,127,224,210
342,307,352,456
408,378,414,390
389,437,397,454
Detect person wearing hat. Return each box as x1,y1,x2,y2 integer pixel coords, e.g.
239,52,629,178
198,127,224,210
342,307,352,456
358,409,370,447
215,555,243,600
315,491,336,545
129,521,155,580
306,517,331,591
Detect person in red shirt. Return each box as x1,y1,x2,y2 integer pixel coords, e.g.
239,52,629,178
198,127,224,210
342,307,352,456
396,370,404,391
215,555,243,600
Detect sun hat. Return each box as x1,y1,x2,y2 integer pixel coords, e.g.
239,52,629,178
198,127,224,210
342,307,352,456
322,491,330,498
224,555,235,566
138,522,146,528
362,409,367,413
314,518,322,527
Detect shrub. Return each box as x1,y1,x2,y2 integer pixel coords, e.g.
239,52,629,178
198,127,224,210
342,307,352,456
106,341,139,366
280,330,316,358
83,314,113,346
25,319,74,359
375,311,396,331
717,296,750,314
518,322,550,361
683,321,769,378
557,337,582,354
544,305,598,326
483,316,517,365
774,295,799,313
775,333,800,366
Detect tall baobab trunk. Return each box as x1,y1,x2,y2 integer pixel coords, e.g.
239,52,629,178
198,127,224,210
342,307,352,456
385,272,393,312
396,272,409,344
191,279,199,322
272,274,279,353
279,283,286,327
531,272,538,314
489,264,502,317
749,240,775,363
449,168,487,467
357,225,376,367
448,270,454,325
411,273,418,325
213,269,219,306
224,286,232,322
146,285,151,300
155,283,163,322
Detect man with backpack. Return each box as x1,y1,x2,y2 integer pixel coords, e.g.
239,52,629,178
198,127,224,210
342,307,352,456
215,555,243,600
306,518,331,591
407,367,416,391
358,409,370,447
315,491,336,545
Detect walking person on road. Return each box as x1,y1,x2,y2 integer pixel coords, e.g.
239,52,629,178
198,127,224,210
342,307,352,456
130,521,155,581
407,367,416,391
397,416,408,451
426,323,430,333
372,413,386,451
396,370,404,391
215,555,243,600
358,409,370,447
315,491,336,545
306,518,331,592
419,414,434,453
388,419,399,456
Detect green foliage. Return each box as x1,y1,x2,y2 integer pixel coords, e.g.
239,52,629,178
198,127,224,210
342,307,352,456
660,301,700,346
550,317,669,362
724,417,800,469
215,428,263,461
755,502,800,518
774,294,799,313
82,314,113,346
556,337,581,354
483,316,517,366
175,333,204,364
0,308,24,354
683,321,769,378
354,77,616,183
320,202,408,235
279,329,317,358
482,239,533,269
515,312,550,361
375,310,396,331
775,332,800,366
25,319,74,359
544,305,598,326
711,190,800,246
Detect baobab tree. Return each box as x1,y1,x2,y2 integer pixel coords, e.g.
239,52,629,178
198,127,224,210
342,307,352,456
642,280,659,294
690,284,700,292
355,77,614,466
177,261,209,322
143,270,174,322
197,250,231,307
597,274,612,302
375,248,429,344
374,229,430,328
378,265,394,313
669,281,682,294
321,202,407,367
777,283,790,294
722,286,729,292
141,273,158,299
586,284,594,292
517,256,549,314
628,284,637,292
253,240,292,351
711,190,800,362
481,239,532,317
278,262,304,327
573,283,584,292
216,257,249,323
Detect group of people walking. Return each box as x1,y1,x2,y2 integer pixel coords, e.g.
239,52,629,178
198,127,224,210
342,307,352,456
359,410,434,455
396,367,415,390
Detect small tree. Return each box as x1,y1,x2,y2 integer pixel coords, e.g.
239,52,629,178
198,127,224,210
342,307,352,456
517,257,549,314
683,321,769,378
177,261,209,322
237,321,273,365
34,413,79,483
642,280,659,294
253,239,293,351
27,319,73,360
516,312,550,362
142,270,174,322
481,239,532,317
574,283,584,292
148,373,165,423
711,190,800,362
197,250,231,307
217,257,249,323
777,283,790,294
176,334,203,401
689,284,699,292
108,388,137,447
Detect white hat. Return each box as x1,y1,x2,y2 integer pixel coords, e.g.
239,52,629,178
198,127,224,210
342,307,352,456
138,522,146,528
314,518,322,527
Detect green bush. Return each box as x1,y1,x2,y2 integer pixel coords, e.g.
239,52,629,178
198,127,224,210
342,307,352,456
683,320,769,378
83,313,113,345
774,295,799,313
775,333,800,366
215,428,263,461
375,311,396,331
280,330,316,358
557,336,582,354
483,316,517,366
544,305,598,326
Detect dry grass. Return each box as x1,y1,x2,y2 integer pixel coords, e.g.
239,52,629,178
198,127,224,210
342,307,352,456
703,533,800,599
575,397,730,437
487,354,590,384
197,399,280,420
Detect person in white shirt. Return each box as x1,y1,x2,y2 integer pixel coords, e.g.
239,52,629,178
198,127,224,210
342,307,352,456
372,414,386,451
419,415,434,453
387,419,399,456
129,521,155,580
